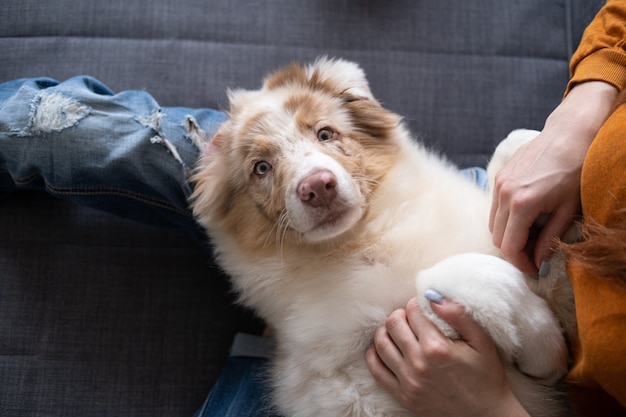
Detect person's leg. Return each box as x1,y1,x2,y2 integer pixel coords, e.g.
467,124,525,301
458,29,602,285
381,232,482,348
194,334,280,417
565,99,626,415
578,105,626,228
0,76,227,242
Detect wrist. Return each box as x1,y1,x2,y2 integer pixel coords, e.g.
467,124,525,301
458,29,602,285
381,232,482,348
545,81,618,144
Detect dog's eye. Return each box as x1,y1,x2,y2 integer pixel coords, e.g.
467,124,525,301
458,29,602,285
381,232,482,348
254,161,272,176
317,128,335,142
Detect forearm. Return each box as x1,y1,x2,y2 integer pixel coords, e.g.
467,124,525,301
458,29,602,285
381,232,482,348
546,81,618,147
539,80,618,187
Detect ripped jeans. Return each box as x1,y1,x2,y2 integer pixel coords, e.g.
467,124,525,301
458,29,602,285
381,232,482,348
0,76,227,242
0,76,489,417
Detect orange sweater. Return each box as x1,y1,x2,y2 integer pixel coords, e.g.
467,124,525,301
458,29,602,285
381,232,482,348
566,0,626,94
564,3,626,413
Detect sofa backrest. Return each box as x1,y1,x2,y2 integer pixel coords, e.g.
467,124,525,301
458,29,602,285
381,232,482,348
0,0,604,167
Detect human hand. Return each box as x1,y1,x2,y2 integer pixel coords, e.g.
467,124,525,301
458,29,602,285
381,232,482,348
365,295,529,417
490,81,618,274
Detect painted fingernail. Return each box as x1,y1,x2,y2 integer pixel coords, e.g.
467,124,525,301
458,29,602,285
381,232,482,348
538,261,551,278
424,289,444,304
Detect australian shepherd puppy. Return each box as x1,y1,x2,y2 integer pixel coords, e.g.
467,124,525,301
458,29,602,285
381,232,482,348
191,58,573,417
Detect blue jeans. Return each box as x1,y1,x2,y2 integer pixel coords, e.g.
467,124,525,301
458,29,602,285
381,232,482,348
0,76,489,417
0,76,227,243
193,334,279,417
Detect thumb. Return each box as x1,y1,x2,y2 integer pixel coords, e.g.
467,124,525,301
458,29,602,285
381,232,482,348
428,294,494,351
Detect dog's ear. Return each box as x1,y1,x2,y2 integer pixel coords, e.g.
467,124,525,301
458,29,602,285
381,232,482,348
260,58,374,100
306,57,374,100
225,88,252,115
205,130,225,158
263,62,309,91
198,122,231,160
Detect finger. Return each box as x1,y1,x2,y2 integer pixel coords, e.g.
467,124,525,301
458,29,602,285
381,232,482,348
489,144,527,236
533,205,578,269
489,178,501,234
490,203,509,249
489,170,510,245
383,308,420,359
404,297,448,343
502,236,537,275
429,300,495,354
371,320,405,376
365,343,400,391
509,247,539,276
500,207,539,275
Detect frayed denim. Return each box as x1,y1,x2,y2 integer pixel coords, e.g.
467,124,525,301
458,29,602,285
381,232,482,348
0,76,227,242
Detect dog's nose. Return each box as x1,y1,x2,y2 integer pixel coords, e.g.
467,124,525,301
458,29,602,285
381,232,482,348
298,170,338,208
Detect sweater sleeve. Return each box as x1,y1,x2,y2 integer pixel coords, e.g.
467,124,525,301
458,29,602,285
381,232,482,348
566,0,626,95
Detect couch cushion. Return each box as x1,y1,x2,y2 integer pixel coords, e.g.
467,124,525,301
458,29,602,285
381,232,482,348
0,0,604,167
0,191,263,416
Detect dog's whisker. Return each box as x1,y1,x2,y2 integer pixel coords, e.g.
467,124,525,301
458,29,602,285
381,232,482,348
352,173,378,181
263,222,278,249
263,208,287,250
263,210,282,249
276,209,291,264
353,175,380,187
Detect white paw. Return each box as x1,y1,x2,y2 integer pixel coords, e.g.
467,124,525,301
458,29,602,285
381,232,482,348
415,253,568,383
487,129,540,192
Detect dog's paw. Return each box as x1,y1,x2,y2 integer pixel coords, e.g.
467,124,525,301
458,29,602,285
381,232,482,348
415,253,568,383
487,129,540,192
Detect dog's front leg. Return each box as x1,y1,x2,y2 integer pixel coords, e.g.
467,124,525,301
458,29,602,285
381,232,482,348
415,253,568,383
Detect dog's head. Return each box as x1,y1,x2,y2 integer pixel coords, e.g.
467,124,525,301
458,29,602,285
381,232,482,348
192,58,402,253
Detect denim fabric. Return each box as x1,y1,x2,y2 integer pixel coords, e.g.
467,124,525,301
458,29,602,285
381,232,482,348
0,76,228,242
194,334,279,417
460,166,489,191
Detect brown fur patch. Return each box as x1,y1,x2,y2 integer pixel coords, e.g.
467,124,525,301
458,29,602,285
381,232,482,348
343,98,403,185
306,68,348,96
266,61,367,98
264,63,308,90
284,93,324,129
561,214,626,283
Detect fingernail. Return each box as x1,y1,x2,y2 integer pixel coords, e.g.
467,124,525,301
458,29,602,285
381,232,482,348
424,289,444,304
538,261,551,278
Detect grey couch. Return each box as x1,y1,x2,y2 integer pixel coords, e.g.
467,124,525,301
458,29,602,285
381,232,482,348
0,0,603,416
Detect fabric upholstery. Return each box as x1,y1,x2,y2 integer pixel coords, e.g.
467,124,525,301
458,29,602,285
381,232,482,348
0,192,263,416
1,0,603,166
0,0,604,415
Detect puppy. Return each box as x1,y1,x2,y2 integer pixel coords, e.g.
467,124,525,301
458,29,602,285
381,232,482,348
191,58,573,417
